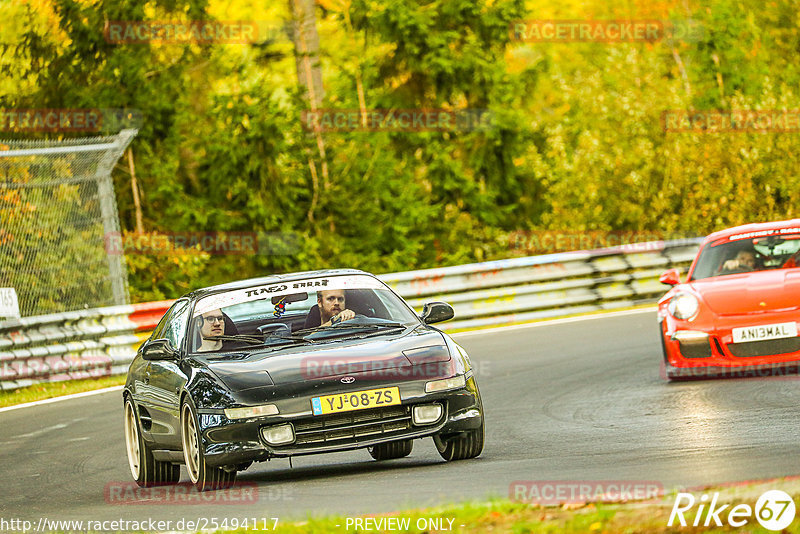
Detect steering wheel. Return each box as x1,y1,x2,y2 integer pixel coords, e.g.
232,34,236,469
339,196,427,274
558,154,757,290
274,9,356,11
719,265,752,275
331,313,368,326
257,323,291,336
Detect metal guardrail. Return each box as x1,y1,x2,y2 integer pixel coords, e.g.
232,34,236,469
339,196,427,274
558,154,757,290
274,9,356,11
390,239,703,330
0,239,702,390
0,302,171,391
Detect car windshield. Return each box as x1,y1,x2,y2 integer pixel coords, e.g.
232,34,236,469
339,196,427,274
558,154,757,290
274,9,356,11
189,274,419,352
690,232,800,280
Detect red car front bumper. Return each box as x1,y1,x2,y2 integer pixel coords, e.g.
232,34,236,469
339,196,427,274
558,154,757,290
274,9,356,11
659,308,800,379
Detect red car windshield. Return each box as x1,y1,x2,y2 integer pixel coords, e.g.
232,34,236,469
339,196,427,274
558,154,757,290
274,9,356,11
691,233,800,280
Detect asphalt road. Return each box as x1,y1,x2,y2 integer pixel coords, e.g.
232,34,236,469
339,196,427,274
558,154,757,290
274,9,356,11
2,309,799,526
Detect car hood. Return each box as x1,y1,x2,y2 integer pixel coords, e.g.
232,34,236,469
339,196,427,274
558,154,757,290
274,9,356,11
691,269,800,315
199,328,449,390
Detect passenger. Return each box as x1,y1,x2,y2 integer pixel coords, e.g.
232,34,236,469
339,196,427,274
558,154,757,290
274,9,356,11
197,309,225,352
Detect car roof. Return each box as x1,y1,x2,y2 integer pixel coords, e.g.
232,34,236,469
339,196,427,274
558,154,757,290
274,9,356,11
703,218,800,245
184,269,374,300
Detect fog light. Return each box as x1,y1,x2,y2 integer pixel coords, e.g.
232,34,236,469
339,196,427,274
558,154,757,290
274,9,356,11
672,330,712,358
413,404,443,425
260,423,295,446
672,331,709,342
425,375,466,393
224,404,279,420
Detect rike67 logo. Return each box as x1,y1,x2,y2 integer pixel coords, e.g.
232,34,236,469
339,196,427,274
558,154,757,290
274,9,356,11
669,490,796,531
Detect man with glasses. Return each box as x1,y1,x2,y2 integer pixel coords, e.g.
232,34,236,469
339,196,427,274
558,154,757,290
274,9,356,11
197,309,226,352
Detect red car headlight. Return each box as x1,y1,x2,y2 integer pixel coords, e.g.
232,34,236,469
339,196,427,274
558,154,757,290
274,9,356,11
668,293,700,321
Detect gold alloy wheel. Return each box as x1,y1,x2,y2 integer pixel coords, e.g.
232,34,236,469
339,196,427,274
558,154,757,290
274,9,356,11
124,400,141,480
181,403,201,483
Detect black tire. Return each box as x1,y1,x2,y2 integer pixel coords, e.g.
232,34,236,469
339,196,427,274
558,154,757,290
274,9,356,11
434,419,484,461
435,383,486,461
181,397,236,491
368,439,413,460
124,397,180,487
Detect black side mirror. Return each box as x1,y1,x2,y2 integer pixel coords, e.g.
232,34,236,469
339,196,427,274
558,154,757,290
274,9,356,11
142,338,179,361
420,302,455,324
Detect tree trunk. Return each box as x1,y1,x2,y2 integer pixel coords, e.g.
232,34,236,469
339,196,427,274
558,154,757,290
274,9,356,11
287,0,330,227
287,0,325,109
127,148,144,233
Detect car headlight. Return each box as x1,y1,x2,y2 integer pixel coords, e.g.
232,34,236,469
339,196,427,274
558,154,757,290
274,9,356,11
425,375,466,393
668,293,700,321
224,404,279,420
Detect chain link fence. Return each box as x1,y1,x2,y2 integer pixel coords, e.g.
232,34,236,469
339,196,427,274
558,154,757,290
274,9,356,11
0,130,136,317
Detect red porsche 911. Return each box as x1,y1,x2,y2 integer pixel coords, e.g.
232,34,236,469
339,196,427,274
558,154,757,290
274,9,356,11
658,219,800,380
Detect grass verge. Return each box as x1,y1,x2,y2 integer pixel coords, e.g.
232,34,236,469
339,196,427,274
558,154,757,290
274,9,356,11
237,479,800,534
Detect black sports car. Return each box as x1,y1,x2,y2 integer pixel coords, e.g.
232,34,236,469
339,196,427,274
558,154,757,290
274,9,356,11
123,270,484,490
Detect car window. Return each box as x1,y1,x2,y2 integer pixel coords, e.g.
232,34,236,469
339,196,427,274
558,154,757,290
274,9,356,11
190,274,420,351
691,233,800,280
151,300,183,340
162,300,191,350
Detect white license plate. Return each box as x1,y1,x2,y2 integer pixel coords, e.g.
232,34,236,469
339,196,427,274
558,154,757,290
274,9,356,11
732,322,798,343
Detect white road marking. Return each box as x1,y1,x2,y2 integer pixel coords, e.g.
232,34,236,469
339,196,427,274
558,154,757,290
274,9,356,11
452,307,657,338
0,386,123,414
14,423,69,439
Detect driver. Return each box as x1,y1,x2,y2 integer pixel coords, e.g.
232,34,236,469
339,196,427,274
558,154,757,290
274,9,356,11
719,249,756,273
318,289,356,326
197,309,225,352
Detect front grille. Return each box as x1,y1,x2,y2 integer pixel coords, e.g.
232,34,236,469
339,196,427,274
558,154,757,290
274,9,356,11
678,339,712,358
291,405,414,447
727,338,800,358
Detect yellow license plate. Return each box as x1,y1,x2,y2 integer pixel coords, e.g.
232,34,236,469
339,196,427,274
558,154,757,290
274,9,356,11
311,387,401,416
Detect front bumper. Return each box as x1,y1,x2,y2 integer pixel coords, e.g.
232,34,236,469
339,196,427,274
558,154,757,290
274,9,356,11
196,374,482,468
660,311,800,377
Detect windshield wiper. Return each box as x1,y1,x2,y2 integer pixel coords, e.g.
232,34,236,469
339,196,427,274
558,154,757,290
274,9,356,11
263,333,316,345
296,321,404,333
294,321,409,339
206,333,316,347
205,334,264,345
355,322,406,328
350,325,410,340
